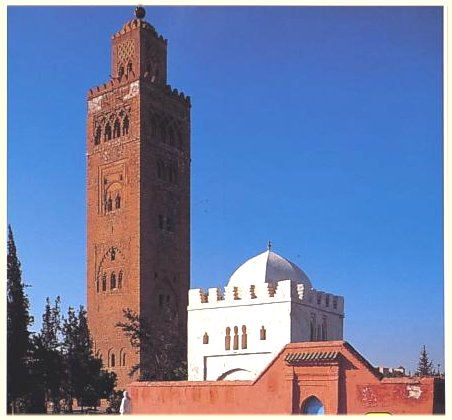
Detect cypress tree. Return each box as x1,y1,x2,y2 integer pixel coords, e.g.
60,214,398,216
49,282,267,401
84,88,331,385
416,345,434,376
30,296,64,412
7,225,33,413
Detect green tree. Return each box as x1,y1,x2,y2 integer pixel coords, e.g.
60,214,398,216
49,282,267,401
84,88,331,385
416,344,434,376
116,306,187,381
7,225,33,413
61,305,116,412
29,297,65,413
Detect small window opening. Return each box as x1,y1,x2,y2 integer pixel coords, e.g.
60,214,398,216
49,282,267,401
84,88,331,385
115,194,121,210
111,353,116,368
241,325,247,349
102,274,107,292
122,115,129,136
118,271,123,289
118,66,124,78
127,62,133,74
225,327,231,351
260,326,266,340
122,353,126,366
104,123,112,141
96,280,99,293
94,126,101,145
107,196,113,212
111,248,116,261
233,326,239,350
203,332,209,344
113,119,121,138
160,122,167,143
111,272,116,289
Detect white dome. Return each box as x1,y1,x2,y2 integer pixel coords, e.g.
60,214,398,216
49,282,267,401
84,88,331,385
227,250,312,290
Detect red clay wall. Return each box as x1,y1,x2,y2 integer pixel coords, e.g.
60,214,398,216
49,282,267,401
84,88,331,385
127,341,444,415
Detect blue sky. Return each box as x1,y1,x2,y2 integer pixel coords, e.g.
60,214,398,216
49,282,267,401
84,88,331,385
7,6,444,374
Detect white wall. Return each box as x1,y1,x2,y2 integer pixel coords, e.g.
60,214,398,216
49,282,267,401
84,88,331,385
187,279,344,381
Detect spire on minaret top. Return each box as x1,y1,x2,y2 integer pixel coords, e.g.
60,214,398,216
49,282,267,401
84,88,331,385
135,5,146,20
267,241,272,251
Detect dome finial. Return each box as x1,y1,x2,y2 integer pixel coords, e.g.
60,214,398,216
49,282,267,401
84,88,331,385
267,240,272,251
135,5,146,19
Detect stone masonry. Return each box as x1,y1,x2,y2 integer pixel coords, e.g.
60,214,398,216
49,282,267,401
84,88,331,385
86,9,191,389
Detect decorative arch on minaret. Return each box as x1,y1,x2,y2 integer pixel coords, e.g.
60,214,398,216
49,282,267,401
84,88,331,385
96,246,127,293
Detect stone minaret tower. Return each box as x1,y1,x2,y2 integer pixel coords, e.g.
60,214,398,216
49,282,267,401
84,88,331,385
86,7,190,388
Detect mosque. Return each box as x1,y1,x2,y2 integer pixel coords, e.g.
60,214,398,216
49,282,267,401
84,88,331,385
187,247,344,382
85,7,444,414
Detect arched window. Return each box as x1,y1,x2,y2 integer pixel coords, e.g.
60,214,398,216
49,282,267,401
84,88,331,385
322,316,327,341
107,196,113,212
127,61,133,74
241,325,247,349
111,272,116,289
102,274,107,292
96,280,99,293
104,123,112,141
225,327,231,351
122,353,126,366
118,65,124,78
115,194,121,209
111,248,116,261
302,396,324,415
94,126,101,145
203,332,209,345
113,118,121,138
233,326,239,350
260,326,266,340
310,314,316,341
118,271,123,289
168,127,175,146
159,121,167,143
110,353,116,368
122,115,129,136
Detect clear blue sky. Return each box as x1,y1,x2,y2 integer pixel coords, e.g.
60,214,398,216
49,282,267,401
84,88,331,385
7,6,444,375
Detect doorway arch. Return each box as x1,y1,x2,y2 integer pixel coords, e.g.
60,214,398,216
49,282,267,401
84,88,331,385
301,396,325,415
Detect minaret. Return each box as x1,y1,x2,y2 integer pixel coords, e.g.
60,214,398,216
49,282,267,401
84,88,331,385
86,6,191,388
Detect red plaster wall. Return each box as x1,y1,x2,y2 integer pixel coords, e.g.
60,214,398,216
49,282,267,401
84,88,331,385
127,341,444,415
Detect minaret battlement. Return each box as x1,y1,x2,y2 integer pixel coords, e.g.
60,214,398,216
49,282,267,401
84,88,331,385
188,279,344,314
112,18,167,45
87,78,191,105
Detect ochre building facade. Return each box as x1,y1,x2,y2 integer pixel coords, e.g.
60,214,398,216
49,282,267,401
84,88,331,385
86,9,190,388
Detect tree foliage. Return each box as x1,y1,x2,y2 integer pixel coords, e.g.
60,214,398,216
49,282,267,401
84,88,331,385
61,305,116,411
6,225,116,413
416,344,435,376
116,306,187,381
29,297,64,413
7,225,33,413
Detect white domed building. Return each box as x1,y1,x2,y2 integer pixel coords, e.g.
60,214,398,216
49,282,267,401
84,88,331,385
187,248,345,381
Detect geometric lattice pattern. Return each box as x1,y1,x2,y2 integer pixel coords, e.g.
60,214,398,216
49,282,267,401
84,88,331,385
117,40,135,61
